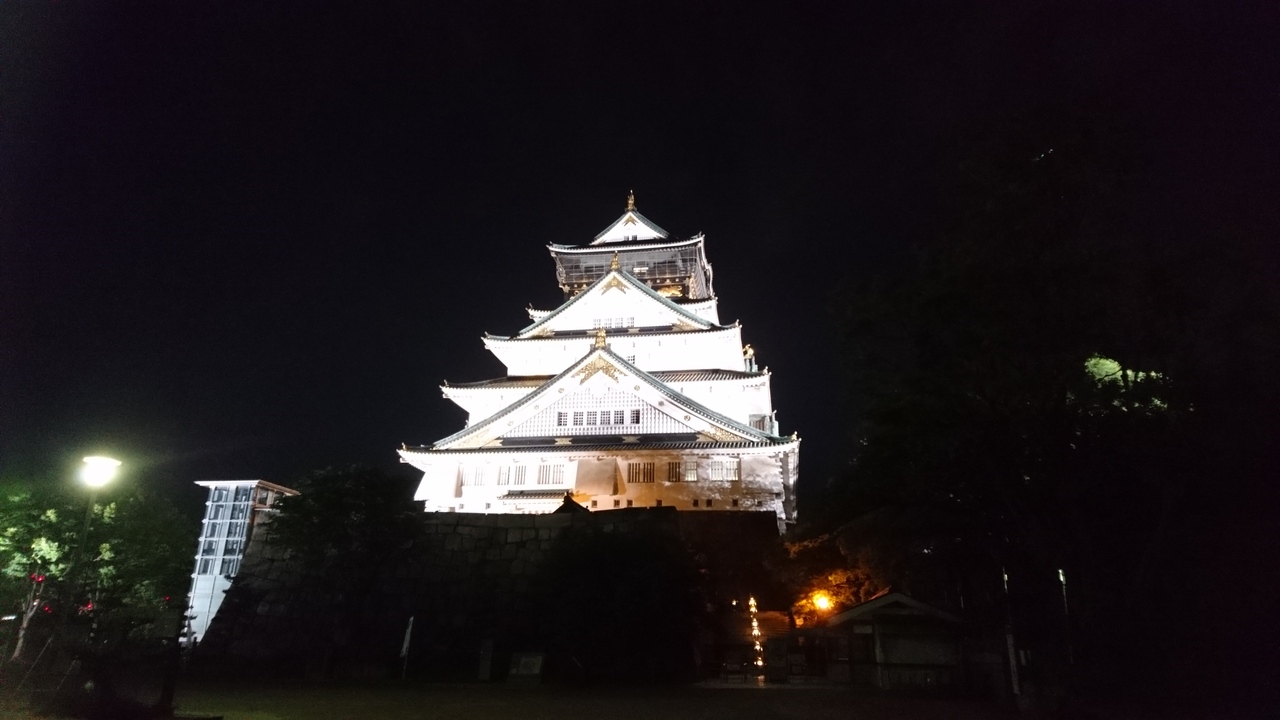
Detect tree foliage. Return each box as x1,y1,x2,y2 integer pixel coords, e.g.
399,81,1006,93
815,105,1279,700
267,465,421,563
0,481,196,659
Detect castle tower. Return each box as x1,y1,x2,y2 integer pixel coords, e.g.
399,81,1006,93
398,196,799,531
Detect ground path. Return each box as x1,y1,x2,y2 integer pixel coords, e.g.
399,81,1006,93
174,681,1041,720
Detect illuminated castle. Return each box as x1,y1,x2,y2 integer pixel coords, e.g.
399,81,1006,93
398,195,799,530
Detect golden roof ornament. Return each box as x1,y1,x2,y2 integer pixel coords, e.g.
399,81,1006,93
610,252,620,271
594,327,608,349
626,190,635,211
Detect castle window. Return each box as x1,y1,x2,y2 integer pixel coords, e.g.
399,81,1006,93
600,411,612,425
655,499,663,507
706,499,714,508
614,410,625,424
709,459,740,482
512,466,527,485
627,462,655,483
591,500,598,508
732,498,739,507
630,409,641,424
573,411,584,426
666,461,681,481
556,412,568,426
627,499,634,507
586,411,598,425
684,462,698,483
692,499,699,507
537,464,565,485
614,500,621,508
496,467,511,485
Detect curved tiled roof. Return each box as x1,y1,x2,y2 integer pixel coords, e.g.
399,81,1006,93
401,439,798,455
486,323,738,344
441,368,767,392
548,235,702,253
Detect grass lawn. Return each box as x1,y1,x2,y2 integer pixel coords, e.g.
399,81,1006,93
175,681,1020,720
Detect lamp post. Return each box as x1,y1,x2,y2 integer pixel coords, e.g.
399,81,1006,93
72,457,120,612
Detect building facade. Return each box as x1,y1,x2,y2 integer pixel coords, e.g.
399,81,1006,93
398,196,799,530
185,479,297,643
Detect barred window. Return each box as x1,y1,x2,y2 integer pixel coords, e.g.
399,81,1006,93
630,409,641,424
586,411,597,425
627,462,655,483
573,411,584,426
512,466,527,485
537,464,565,485
556,412,568,427
496,467,511,486
460,466,483,487
709,459,740,482
600,411,612,425
614,410,625,424
666,461,682,482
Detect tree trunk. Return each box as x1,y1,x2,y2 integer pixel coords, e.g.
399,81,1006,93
9,581,44,663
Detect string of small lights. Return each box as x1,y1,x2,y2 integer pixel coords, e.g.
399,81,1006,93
749,596,764,669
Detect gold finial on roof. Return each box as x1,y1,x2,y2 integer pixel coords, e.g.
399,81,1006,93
626,190,635,211
594,327,608,349
610,252,620,271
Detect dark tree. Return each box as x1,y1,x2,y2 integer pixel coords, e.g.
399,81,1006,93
816,106,1280,707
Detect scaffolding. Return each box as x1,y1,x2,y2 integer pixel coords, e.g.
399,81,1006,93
549,239,714,301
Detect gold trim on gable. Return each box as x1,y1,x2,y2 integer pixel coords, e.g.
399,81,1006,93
572,356,623,384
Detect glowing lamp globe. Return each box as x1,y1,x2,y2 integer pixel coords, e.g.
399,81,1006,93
80,456,121,488
813,593,832,611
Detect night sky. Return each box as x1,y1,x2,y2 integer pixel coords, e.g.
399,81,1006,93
3,1,1277,513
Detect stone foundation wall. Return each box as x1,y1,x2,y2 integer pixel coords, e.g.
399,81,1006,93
193,508,782,679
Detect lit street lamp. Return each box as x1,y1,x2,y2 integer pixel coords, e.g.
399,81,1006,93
73,457,121,609
80,456,121,488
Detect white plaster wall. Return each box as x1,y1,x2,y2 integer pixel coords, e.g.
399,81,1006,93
405,447,794,522
487,327,745,376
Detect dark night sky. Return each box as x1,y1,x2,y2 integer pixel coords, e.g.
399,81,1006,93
2,1,1277,513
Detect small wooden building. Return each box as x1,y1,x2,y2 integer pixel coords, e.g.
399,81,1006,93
826,592,962,691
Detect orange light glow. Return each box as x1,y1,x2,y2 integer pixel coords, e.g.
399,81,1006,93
813,593,832,611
